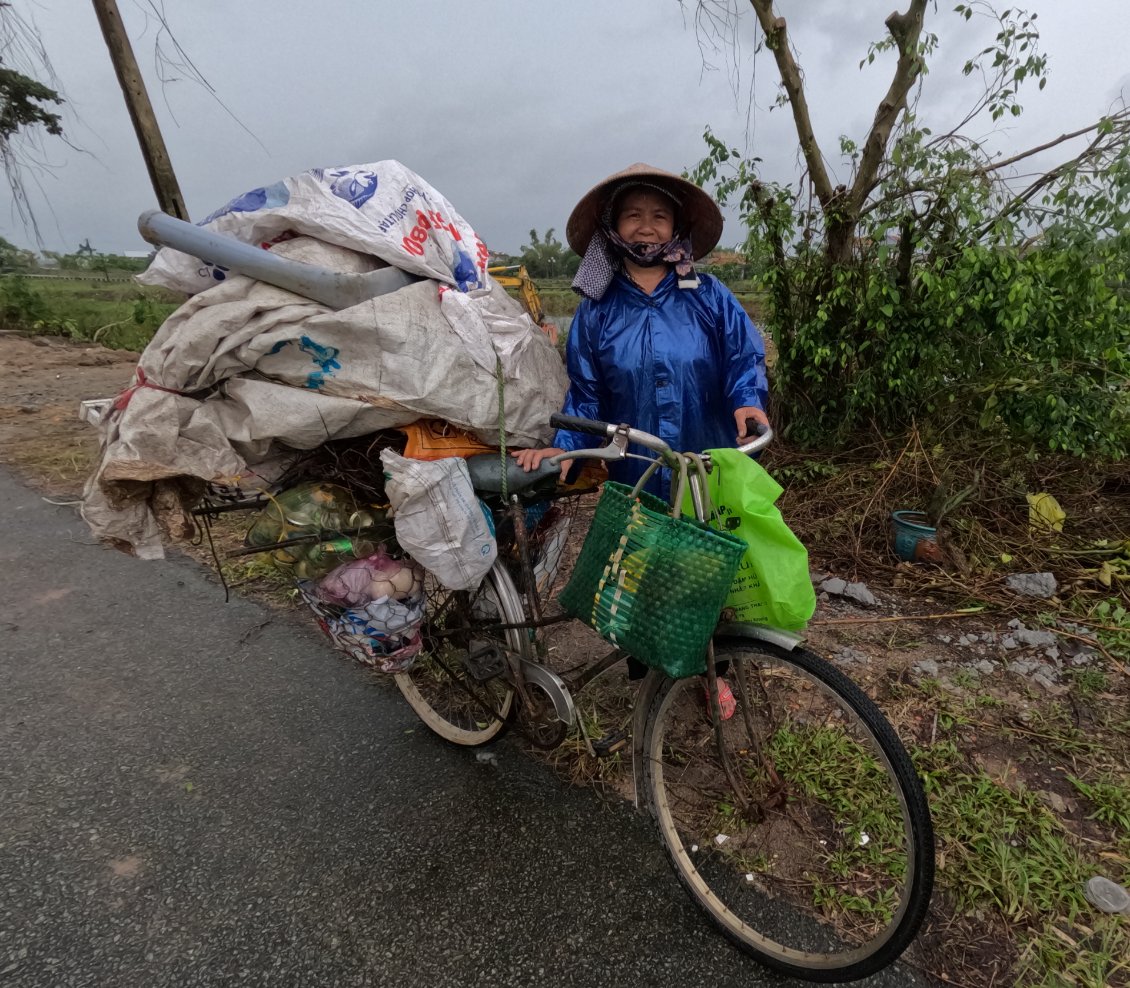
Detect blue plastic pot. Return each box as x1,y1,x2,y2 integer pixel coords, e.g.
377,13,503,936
891,510,938,563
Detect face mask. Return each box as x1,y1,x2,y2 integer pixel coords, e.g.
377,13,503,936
605,228,694,270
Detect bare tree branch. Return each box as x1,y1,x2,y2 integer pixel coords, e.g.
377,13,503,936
977,125,1114,238
745,0,835,210
972,110,1129,176
743,0,930,261
848,0,931,210
859,182,937,218
859,108,1129,223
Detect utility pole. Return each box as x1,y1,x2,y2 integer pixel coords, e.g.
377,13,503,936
91,0,189,221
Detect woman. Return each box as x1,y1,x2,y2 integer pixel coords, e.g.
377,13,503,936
514,162,768,498
515,163,770,717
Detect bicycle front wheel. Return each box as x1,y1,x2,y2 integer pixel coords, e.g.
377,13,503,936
394,563,522,747
644,642,933,983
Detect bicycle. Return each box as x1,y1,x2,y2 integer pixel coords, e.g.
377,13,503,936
136,207,934,982
394,412,935,984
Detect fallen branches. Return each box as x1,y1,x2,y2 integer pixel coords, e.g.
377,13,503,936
811,612,987,626
770,433,1130,615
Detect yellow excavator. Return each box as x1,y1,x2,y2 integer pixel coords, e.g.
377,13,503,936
488,264,561,344
487,264,545,326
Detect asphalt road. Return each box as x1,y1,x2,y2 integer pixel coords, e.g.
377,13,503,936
0,468,927,988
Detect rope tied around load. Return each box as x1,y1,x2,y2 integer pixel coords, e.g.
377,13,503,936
112,367,186,411
496,352,508,503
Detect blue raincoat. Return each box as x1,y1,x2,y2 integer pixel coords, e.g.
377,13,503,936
553,270,768,501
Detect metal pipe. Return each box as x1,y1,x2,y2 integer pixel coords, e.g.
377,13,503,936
138,209,422,310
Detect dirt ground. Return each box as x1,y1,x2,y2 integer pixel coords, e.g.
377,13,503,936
2,331,1126,987
0,333,139,489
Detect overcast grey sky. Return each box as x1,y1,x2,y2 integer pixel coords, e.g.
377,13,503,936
5,1,1128,254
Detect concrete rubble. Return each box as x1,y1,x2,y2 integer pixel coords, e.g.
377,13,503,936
819,577,877,607
926,618,1100,691
1005,572,1058,598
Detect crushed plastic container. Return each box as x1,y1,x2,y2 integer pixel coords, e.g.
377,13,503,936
246,482,393,580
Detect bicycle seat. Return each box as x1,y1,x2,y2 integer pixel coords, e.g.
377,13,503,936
464,453,560,496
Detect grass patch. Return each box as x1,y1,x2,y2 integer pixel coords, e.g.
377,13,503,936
1081,598,1130,663
913,740,1127,987
764,722,910,926
949,667,979,690
0,274,179,350
1069,667,1110,698
769,722,908,860
0,419,100,491
1068,774,1130,836
543,674,633,789
1012,701,1111,760
1016,916,1130,988
538,288,580,318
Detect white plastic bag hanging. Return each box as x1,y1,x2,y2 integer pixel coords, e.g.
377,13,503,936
380,449,497,590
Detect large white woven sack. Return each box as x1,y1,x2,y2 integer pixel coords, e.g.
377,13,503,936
140,160,491,297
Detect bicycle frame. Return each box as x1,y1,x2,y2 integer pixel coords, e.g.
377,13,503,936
401,414,936,977
535,415,806,807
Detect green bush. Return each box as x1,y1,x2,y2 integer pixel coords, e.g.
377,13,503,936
690,126,1130,461
0,275,48,325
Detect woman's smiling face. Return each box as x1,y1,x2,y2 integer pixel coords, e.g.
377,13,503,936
614,189,676,244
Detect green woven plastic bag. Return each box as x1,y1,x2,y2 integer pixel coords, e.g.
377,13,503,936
683,448,816,630
559,476,746,679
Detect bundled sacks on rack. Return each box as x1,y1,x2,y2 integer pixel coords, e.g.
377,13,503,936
140,160,491,297
82,161,568,558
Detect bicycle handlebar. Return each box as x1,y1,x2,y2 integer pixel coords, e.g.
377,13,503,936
549,412,616,438
736,422,774,456
549,413,673,456
548,412,773,462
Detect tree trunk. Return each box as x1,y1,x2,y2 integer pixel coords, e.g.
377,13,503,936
743,0,930,265
826,216,856,267
750,181,793,334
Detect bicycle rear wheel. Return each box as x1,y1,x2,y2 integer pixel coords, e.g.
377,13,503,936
643,642,933,983
394,563,522,746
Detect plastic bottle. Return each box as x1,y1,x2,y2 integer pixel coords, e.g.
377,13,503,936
306,537,356,563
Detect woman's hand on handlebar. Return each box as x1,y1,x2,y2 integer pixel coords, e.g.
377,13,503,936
512,447,574,479
734,405,769,443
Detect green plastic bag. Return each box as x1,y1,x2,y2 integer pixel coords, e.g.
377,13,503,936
684,448,816,630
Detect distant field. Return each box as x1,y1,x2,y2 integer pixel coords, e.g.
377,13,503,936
1,271,768,353
0,274,182,351
20,271,137,284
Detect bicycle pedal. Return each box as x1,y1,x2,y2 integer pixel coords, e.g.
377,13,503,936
592,729,628,759
465,643,506,681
